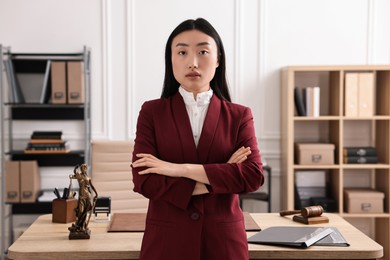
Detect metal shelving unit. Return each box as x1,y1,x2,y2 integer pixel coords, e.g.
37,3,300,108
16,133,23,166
0,45,91,258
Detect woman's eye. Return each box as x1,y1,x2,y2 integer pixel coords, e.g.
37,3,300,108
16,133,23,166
199,50,209,55
178,51,186,55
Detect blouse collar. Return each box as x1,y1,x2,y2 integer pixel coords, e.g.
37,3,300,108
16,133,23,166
178,86,213,107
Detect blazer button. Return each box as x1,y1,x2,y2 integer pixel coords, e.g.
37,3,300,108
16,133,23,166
191,212,200,220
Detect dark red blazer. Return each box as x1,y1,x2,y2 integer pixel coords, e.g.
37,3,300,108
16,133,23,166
132,92,264,260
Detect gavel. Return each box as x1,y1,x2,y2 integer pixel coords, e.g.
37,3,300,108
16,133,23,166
280,205,324,218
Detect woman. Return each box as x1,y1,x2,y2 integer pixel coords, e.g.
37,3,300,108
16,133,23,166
131,18,264,260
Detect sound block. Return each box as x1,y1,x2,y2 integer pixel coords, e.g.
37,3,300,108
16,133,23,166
293,215,329,225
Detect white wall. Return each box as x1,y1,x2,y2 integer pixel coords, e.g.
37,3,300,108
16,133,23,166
1,0,390,212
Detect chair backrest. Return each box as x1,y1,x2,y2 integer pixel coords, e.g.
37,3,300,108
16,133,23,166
90,139,149,213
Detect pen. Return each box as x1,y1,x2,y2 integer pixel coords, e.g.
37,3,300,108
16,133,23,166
69,191,77,199
53,187,61,199
62,188,69,199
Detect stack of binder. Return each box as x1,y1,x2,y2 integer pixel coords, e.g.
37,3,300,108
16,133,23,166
343,147,378,164
24,131,69,154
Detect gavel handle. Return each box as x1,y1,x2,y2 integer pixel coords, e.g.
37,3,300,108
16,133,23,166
279,210,301,216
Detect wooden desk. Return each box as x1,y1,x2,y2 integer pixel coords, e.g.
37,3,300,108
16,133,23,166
8,213,383,260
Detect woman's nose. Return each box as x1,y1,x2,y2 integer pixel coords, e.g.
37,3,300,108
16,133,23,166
188,55,198,69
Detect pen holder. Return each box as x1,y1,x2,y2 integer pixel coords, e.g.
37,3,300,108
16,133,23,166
52,198,78,223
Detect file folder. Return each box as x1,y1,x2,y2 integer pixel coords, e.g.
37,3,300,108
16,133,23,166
67,61,84,104
20,161,41,203
345,73,358,116
248,226,349,248
5,161,20,203
358,72,374,117
51,61,67,104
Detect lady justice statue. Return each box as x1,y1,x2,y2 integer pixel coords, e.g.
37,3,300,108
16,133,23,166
68,164,98,239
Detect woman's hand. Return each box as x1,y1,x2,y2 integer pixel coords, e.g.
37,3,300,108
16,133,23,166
132,153,184,177
227,146,251,163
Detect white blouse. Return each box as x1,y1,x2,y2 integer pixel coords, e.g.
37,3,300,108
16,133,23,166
178,87,213,146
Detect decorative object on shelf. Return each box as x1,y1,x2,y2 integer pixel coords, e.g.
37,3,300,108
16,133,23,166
295,143,335,165
280,205,329,224
68,164,98,239
344,189,384,213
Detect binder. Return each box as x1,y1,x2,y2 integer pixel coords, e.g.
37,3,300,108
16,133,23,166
294,87,306,116
248,226,349,248
344,73,358,116
358,72,374,117
51,61,67,104
67,61,84,104
5,161,20,203
20,161,41,203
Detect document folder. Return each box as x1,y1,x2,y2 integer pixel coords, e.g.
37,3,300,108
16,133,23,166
5,161,20,203
51,61,67,104
248,226,349,248
67,61,84,104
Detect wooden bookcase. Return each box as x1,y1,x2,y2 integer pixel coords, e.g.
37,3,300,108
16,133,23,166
281,65,390,260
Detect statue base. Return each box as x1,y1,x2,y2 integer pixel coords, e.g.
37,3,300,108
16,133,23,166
68,228,91,240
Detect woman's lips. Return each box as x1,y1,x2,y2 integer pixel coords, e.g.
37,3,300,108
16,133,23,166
186,72,201,78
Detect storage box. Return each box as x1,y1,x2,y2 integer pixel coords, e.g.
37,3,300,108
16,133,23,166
52,198,78,223
295,143,335,165
344,189,384,213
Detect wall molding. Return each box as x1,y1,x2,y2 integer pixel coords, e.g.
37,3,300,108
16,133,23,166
233,0,242,102
366,0,375,63
101,0,110,138
126,0,135,139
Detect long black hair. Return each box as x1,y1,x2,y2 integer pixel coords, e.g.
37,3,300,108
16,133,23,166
161,18,231,102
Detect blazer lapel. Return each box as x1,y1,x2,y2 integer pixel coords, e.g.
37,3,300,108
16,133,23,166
197,95,221,163
171,93,199,163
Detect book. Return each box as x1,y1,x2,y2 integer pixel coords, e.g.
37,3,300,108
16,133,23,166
26,142,67,150
312,86,320,117
344,156,378,164
343,147,376,157
248,226,349,248
294,87,306,116
31,131,62,140
30,139,66,144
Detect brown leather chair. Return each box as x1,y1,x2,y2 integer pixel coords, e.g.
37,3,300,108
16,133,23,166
90,140,149,213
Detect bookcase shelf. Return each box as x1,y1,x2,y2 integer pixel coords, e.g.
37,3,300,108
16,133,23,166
10,105,85,120
281,65,390,260
9,150,85,166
